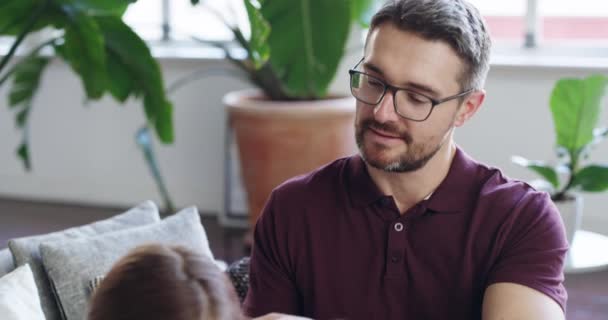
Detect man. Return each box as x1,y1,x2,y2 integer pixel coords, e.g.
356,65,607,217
244,0,568,319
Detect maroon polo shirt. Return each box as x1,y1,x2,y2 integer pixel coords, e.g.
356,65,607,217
244,148,568,319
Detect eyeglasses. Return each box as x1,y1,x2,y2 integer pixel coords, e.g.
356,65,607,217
348,58,474,121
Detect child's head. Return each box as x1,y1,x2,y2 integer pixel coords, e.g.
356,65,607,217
88,244,245,320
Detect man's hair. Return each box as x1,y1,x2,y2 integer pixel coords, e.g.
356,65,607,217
88,244,245,320
367,0,492,90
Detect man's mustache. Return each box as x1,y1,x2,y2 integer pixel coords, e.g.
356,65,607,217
361,119,413,144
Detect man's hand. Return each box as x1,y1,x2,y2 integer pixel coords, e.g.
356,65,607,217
482,283,565,320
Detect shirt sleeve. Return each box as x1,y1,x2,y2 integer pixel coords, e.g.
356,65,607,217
486,191,569,311
243,190,301,316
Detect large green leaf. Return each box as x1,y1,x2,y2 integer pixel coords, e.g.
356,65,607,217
351,0,376,28
9,57,49,112
17,143,31,170
260,0,351,98
105,49,133,102
511,156,560,188
244,0,270,69
572,165,608,192
0,0,60,35
550,75,608,155
68,0,136,16
0,1,36,35
97,16,174,143
8,55,50,170
57,9,107,99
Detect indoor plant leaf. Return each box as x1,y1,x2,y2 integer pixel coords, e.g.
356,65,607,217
572,165,608,192
550,75,608,156
96,15,174,143
0,0,61,35
105,49,134,102
66,0,137,16
0,1,37,35
260,0,351,98
8,55,50,170
511,155,560,188
351,0,376,28
56,8,107,99
243,0,270,69
9,57,49,111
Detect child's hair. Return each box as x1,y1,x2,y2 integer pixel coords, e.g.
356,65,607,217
88,244,245,320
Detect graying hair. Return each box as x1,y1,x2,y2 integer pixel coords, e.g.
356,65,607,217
367,0,492,90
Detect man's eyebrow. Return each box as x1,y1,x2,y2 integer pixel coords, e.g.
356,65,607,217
362,61,384,76
362,61,440,97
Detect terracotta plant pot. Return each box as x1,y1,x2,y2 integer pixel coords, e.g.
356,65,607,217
224,90,357,230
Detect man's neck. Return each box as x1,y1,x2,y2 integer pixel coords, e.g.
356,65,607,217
366,141,457,214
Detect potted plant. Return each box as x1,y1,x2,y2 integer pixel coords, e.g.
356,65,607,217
0,0,173,172
190,0,376,234
512,74,608,248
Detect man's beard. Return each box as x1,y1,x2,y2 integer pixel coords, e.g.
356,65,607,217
355,118,446,173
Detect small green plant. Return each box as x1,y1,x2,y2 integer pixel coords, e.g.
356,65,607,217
512,75,608,201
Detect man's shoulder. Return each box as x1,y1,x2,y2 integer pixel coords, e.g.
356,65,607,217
260,156,355,226
472,160,555,217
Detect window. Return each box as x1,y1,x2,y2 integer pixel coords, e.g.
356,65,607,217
469,0,608,46
123,0,164,40
122,0,607,55
539,0,608,43
123,0,248,42
468,0,527,41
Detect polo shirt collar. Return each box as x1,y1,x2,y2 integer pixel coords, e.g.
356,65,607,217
347,155,386,208
347,147,479,214
425,147,479,214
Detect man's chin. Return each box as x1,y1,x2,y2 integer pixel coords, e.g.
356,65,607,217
358,145,433,173
359,148,402,170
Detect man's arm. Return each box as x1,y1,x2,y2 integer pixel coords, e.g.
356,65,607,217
482,283,565,320
243,191,300,316
483,191,568,319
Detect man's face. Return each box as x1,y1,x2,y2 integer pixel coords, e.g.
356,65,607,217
355,23,467,172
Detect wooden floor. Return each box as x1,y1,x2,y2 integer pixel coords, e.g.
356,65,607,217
0,197,606,319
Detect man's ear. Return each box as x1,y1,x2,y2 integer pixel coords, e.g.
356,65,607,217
454,90,485,127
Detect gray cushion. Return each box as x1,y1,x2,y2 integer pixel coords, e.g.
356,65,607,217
0,249,15,278
40,207,212,320
8,201,160,320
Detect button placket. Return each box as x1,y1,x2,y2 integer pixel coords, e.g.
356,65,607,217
385,219,408,278
394,222,404,232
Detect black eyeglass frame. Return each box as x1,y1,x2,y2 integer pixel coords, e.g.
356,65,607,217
348,58,475,122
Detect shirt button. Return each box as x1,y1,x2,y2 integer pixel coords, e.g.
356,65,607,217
394,222,404,232
391,255,401,263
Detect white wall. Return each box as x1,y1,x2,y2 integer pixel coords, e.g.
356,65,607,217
1,53,607,233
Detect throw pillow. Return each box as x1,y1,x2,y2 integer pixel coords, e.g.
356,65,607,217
0,248,14,278
8,200,160,320
40,206,212,320
0,264,45,320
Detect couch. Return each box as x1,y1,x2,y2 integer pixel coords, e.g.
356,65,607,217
0,201,251,320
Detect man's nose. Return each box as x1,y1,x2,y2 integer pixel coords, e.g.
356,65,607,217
373,90,400,122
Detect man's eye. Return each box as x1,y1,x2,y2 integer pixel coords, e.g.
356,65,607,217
368,79,384,87
407,92,427,104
